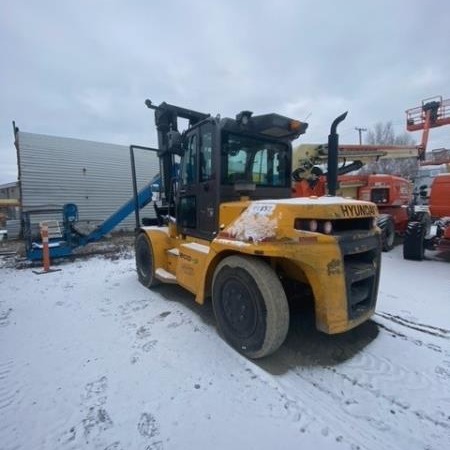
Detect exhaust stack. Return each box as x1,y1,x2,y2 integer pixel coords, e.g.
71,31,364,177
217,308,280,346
327,111,348,196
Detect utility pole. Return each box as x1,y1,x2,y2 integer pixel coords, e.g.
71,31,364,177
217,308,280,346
355,127,367,145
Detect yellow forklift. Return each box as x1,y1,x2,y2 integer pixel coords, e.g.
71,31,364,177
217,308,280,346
134,100,381,358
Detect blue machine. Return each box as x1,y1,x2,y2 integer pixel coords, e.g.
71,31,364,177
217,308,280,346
23,182,154,261
22,143,181,261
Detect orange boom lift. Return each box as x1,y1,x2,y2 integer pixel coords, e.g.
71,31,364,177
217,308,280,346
406,95,450,157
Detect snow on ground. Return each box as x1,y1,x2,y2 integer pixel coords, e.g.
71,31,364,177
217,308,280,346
0,245,449,450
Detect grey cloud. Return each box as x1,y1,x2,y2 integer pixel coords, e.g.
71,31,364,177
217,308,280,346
1,0,449,184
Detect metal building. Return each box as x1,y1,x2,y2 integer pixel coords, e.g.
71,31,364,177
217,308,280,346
14,128,159,232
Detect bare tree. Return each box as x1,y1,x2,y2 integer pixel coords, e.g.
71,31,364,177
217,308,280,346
366,121,416,146
362,121,418,179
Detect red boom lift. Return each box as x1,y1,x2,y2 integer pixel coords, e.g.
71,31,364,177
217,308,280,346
406,95,450,157
403,96,450,259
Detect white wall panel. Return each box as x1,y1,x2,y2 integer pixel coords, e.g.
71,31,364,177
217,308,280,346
17,131,159,231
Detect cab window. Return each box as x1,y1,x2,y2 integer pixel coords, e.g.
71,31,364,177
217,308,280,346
180,134,198,185
200,130,213,182
221,132,290,187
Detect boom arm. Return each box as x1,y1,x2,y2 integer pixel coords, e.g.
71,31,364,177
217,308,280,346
293,143,422,179
292,143,423,183
294,143,421,166
406,96,450,158
81,182,154,244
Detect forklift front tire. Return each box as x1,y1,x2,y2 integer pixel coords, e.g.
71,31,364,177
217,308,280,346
212,255,289,359
378,214,395,252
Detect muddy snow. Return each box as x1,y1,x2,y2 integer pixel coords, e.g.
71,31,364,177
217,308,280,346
0,245,449,450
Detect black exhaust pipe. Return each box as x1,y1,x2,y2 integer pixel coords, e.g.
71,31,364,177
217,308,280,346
327,111,348,196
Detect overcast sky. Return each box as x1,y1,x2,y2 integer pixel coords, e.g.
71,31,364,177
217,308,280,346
1,0,449,184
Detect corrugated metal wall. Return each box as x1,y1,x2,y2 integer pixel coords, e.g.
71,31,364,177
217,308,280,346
17,131,159,231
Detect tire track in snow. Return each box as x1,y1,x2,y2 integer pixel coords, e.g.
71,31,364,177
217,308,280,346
230,356,328,443
376,321,450,357
104,266,449,448
242,354,396,450
316,322,449,438
0,307,13,328
123,286,444,448
0,359,27,450
223,326,395,450
262,348,448,450
288,368,396,449
245,313,450,450
326,357,450,430
375,311,450,340
0,360,16,408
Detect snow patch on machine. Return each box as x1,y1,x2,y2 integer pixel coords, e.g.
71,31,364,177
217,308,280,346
227,203,278,242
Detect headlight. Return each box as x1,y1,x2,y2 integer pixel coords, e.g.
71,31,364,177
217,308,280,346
323,221,333,234
294,219,333,235
309,220,318,232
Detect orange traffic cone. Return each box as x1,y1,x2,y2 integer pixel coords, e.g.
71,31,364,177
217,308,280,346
33,222,61,275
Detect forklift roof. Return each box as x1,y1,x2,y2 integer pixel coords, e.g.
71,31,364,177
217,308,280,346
220,113,308,140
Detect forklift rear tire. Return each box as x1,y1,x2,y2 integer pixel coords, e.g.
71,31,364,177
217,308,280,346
377,214,395,252
403,221,425,261
135,233,160,288
212,255,289,359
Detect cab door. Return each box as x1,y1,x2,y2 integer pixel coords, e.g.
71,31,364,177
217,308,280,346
177,123,217,240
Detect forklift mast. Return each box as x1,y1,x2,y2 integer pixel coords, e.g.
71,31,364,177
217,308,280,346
145,100,210,206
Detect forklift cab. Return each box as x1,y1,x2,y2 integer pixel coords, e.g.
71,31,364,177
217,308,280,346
175,112,306,240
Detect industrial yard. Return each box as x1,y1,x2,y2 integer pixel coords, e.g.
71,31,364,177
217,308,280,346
1,2,450,450
1,242,449,450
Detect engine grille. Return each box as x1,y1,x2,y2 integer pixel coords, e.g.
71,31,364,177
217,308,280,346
337,231,381,320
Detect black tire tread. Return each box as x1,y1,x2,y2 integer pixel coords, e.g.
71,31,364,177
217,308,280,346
212,255,289,359
403,221,425,261
377,214,395,252
135,233,160,288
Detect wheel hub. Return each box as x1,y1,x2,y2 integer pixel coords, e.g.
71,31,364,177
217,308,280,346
221,279,257,338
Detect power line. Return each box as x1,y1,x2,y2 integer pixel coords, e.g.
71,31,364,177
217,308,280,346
354,127,367,145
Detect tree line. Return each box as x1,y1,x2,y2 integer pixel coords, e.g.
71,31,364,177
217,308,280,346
361,121,418,179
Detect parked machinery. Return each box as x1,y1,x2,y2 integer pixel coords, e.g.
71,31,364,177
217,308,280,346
414,161,450,205
292,144,422,251
22,161,155,261
406,96,450,202
406,96,450,155
401,96,450,260
403,173,450,260
0,199,20,229
134,100,382,358
0,199,20,240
